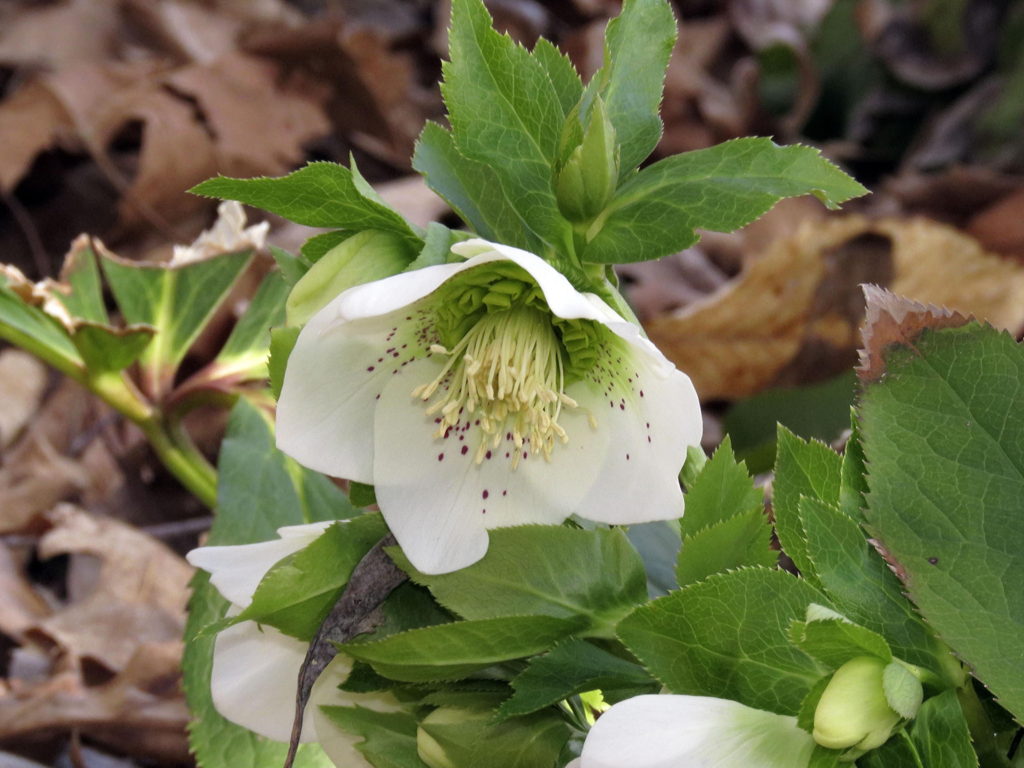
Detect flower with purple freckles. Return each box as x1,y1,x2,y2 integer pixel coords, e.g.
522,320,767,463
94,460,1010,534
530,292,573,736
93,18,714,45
276,239,702,574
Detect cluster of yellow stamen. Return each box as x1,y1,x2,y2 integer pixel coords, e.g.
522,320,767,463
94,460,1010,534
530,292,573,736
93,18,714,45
412,305,578,467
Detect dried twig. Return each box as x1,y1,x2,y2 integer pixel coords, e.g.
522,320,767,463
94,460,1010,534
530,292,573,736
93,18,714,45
283,533,407,768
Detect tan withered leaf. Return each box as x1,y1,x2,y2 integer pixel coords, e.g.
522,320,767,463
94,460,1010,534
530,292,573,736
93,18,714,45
857,285,969,383
164,52,330,178
30,504,191,673
0,81,72,193
0,379,113,534
0,541,51,641
0,642,189,762
646,217,891,400
647,216,1024,400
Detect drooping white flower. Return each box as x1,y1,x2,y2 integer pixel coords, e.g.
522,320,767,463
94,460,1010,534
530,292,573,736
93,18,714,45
186,523,401,767
276,239,702,574
570,694,816,768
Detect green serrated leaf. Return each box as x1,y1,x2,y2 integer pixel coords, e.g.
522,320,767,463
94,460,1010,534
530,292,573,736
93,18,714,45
797,675,832,733
807,744,843,768
192,163,423,247
910,690,978,768
861,323,1024,722
389,526,647,636
185,399,344,768
839,412,867,521
319,706,427,768
497,638,655,720
442,0,568,247
342,615,585,683
582,138,868,264
418,703,570,768
676,508,776,586
773,426,843,584
224,515,387,641
413,123,544,253
789,616,892,670
680,435,763,536
798,496,945,677
587,0,677,174
618,568,828,715
625,520,681,597
882,661,923,719
100,248,252,394
532,37,583,117
856,734,922,768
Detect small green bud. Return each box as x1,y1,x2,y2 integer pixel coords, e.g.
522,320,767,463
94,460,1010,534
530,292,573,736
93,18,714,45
555,97,619,224
416,707,481,768
286,230,412,326
812,656,908,752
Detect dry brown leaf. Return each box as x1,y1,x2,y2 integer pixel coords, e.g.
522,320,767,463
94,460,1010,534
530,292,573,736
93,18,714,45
0,379,120,534
881,218,1024,333
30,505,191,673
647,217,888,399
0,541,52,641
647,215,1024,400
39,62,219,233
0,643,189,762
122,0,245,65
966,188,1024,258
0,349,47,449
165,52,330,178
244,18,434,166
0,81,76,193
0,0,120,69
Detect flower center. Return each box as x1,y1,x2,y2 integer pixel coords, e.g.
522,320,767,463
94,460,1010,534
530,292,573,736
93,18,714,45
412,305,579,467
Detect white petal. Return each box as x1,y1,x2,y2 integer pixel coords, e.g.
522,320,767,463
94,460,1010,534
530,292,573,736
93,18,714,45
534,342,701,525
580,695,815,768
208,619,314,742
277,305,433,481
372,356,566,574
334,238,608,326
187,521,332,608
210,619,396,749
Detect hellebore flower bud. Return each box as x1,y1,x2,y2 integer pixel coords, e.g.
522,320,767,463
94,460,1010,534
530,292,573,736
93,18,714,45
813,656,916,752
555,97,619,224
416,707,484,768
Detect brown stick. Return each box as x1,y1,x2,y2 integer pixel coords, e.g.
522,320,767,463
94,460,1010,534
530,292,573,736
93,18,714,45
283,533,406,768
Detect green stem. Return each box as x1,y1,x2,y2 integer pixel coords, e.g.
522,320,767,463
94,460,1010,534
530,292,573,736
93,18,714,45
899,730,926,768
958,683,1011,768
143,418,218,508
90,370,219,508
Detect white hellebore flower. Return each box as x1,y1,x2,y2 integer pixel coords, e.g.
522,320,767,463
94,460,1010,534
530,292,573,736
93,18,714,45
568,694,816,768
276,239,702,574
187,523,400,767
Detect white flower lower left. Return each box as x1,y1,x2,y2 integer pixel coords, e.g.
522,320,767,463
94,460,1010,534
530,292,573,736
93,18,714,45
187,522,398,766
